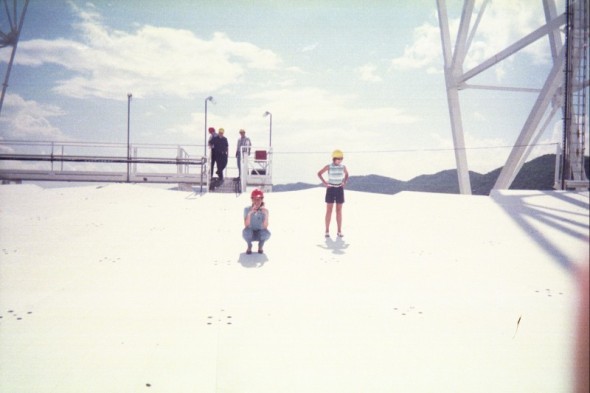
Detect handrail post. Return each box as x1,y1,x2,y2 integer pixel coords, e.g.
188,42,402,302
127,93,132,183
132,146,138,178
177,146,182,175
240,145,249,194
50,142,54,172
0,141,209,186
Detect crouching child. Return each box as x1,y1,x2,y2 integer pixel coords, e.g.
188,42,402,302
243,189,271,254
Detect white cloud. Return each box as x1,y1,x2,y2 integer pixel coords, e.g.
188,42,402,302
390,21,442,72
301,43,319,52
14,4,283,100
391,1,563,78
211,32,282,71
355,64,383,82
476,0,559,65
249,87,417,133
0,94,68,140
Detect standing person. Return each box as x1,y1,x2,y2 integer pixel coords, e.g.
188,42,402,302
212,128,229,180
208,127,218,177
317,149,349,238
236,129,251,179
243,189,271,254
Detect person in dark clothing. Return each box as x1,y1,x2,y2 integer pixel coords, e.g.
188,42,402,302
212,128,229,180
208,127,218,177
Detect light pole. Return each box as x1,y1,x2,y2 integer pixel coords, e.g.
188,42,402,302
204,96,215,157
263,111,272,147
127,93,132,182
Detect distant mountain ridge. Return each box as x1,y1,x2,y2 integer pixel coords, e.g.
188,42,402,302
273,154,590,195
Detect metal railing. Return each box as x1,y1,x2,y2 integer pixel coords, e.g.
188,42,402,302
239,146,273,193
554,143,590,190
0,140,207,191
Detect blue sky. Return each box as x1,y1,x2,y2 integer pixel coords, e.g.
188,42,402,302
0,0,572,183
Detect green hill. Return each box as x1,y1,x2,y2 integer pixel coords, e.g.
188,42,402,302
273,154,589,195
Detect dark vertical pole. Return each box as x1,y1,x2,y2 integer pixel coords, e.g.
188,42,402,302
561,0,571,190
269,113,273,147
204,99,208,158
127,93,132,182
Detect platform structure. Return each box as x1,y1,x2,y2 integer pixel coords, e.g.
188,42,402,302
0,184,588,392
0,140,208,191
239,146,273,194
201,145,274,195
0,141,275,195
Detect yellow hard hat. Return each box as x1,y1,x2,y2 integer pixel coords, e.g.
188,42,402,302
332,149,344,159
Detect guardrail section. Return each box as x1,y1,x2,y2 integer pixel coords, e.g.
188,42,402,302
0,140,207,185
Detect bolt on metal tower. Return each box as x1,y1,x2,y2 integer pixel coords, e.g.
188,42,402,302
0,0,30,117
436,0,589,194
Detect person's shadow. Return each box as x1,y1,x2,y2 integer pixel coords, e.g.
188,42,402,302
238,252,269,268
317,237,349,255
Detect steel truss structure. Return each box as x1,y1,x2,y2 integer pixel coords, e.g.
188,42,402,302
0,0,29,117
436,0,589,193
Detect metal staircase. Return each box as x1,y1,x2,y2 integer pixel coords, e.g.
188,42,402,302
208,177,241,194
207,146,273,194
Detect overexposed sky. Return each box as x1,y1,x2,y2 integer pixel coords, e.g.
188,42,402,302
0,0,572,183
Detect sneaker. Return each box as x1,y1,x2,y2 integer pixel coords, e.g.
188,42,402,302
337,232,344,238
246,247,252,255
325,232,330,238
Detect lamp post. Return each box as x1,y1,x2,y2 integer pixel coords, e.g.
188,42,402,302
204,96,215,157
263,111,272,147
127,93,132,182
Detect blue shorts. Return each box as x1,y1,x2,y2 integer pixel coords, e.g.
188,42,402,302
325,186,344,204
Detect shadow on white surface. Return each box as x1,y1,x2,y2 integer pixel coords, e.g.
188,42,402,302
491,190,589,273
238,252,269,268
317,237,350,255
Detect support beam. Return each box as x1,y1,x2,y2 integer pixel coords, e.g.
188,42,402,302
461,13,565,84
493,45,566,189
435,0,583,194
437,0,472,194
0,0,30,116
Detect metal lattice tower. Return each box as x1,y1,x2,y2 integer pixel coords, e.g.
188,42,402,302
436,0,589,194
0,0,30,117
560,0,589,189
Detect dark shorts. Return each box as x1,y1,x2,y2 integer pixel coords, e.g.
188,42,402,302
325,186,344,204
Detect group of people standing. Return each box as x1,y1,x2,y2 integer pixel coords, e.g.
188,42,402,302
241,149,349,255
208,127,252,181
207,128,350,255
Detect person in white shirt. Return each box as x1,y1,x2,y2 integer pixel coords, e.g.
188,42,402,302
317,149,349,238
236,129,251,179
